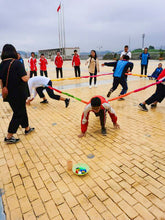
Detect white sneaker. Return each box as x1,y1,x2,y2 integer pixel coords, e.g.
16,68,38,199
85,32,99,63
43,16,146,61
94,84,97,88
89,85,92,89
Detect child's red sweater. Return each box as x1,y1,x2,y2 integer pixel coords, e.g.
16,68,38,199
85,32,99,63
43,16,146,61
81,95,117,133
72,54,81,66
39,58,48,71
55,56,63,68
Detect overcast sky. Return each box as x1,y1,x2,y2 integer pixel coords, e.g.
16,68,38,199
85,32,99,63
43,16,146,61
0,0,165,52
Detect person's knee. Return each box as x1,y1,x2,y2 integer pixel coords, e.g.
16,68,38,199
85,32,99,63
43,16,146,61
14,109,26,118
48,93,54,98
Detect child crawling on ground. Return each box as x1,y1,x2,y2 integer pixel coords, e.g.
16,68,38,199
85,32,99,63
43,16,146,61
78,96,120,137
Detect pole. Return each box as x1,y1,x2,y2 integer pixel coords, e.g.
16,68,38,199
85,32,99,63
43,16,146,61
58,12,61,49
60,4,63,54
62,1,66,59
142,33,145,50
97,46,102,59
129,36,131,50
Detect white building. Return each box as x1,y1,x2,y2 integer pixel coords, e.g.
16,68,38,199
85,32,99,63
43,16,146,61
38,47,80,60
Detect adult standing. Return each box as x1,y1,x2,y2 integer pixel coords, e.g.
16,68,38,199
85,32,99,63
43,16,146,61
55,51,63,78
72,50,81,77
0,44,34,143
28,52,37,78
39,53,48,77
85,50,100,88
140,47,150,76
17,52,24,66
120,45,131,59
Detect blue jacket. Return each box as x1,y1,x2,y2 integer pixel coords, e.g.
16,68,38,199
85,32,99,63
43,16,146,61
104,60,134,78
150,67,163,79
19,57,24,65
140,53,150,65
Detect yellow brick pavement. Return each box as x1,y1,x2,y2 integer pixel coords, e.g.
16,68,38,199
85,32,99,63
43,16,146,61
0,60,165,220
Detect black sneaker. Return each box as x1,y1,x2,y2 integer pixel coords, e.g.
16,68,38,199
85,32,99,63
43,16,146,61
139,103,148,112
4,137,20,144
101,128,107,136
25,127,35,135
107,90,112,97
65,98,70,108
40,99,48,104
151,103,157,109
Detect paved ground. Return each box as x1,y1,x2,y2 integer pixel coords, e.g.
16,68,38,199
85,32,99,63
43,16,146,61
0,60,165,220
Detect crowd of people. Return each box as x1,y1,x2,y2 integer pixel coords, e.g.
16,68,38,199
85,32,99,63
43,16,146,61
0,44,164,143
27,49,81,79
26,45,163,84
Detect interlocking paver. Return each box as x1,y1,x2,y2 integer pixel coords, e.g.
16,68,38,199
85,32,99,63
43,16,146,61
90,196,107,213
76,194,92,211
102,210,116,220
10,208,22,220
134,203,155,220
87,207,103,220
104,198,123,217
50,189,65,206
0,60,165,219
72,205,89,220
118,200,138,219
58,202,75,220
133,191,152,208
149,205,165,219
105,187,122,203
15,185,27,199
6,194,20,211
45,200,59,219
119,190,137,206
32,198,46,217
117,213,131,220
23,210,36,220
63,191,78,208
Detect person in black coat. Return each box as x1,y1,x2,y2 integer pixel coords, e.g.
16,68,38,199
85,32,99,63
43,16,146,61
0,44,34,143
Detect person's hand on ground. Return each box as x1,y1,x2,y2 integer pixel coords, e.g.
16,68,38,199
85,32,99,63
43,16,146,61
26,98,34,105
26,100,31,105
114,123,120,129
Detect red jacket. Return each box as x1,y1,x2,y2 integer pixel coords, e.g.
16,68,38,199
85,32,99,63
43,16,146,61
28,57,37,71
72,54,81,66
55,55,63,68
157,69,165,80
39,58,48,71
81,95,117,133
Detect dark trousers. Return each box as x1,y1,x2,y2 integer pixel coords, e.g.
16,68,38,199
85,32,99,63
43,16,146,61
56,68,63,78
8,100,29,134
110,77,128,95
145,83,165,105
30,71,37,78
141,64,148,75
40,70,48,77
89,70,97,85
95,109,106,129
36,80,60,100
74,66,81,77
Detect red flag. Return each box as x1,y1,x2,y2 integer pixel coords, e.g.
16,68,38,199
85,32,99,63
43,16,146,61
57,4,61,12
